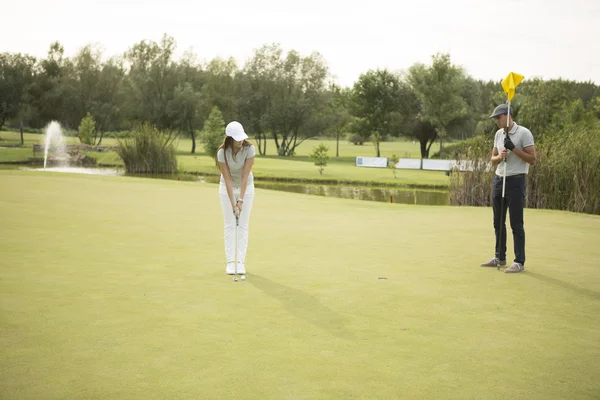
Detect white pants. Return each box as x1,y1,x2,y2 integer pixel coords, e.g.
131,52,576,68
219,185,254,264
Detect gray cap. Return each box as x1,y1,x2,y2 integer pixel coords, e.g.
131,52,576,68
489,104,512,118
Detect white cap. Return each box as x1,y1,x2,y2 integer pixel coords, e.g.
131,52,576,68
225,121,248,141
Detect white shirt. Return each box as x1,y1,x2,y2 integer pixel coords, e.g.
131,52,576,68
217,145,255,188
494,123,535,176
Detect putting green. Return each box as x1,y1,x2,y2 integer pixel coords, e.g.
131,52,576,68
1,170,599,399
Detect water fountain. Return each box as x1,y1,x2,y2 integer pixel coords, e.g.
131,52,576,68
43,121,69,169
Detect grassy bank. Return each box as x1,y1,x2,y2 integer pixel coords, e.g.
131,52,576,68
0,131,449,188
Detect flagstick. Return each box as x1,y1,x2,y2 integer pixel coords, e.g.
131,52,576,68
502,100,510,198
498,99,510,270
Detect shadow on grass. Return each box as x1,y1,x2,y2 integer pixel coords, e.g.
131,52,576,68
249,274,355,339
525,271,600,301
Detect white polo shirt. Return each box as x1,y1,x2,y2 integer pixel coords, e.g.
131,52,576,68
217,144,255,188
494,123,535,176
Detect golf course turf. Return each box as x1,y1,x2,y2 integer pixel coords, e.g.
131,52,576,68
1,170,599,399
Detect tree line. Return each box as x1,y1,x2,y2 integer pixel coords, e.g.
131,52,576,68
2,34,599,158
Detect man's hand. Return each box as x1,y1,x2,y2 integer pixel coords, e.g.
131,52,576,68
504,136,515,151
500,149,508,159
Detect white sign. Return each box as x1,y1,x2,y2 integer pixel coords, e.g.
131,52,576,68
355,157,388,168
422,159,454,171
395,158,422,169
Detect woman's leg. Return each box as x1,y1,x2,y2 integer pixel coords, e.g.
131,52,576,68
236,193,254,264
219,192,236,268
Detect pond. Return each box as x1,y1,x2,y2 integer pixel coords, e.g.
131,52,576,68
199,176,449,206
18,167,449,206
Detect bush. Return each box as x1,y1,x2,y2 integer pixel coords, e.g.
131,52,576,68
347,133,364,145
431,135,492,160
78,113,96,145
116,123,178,174
309,143,329,175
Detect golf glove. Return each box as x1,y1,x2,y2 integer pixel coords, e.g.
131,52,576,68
504,136,515,151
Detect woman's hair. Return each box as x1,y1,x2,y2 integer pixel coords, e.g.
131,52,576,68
217,136,252,173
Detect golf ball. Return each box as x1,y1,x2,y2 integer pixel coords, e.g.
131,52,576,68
241,275,246,281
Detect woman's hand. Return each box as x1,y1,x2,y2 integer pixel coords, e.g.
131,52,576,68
236,199,244,214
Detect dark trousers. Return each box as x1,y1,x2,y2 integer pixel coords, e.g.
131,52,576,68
492,174,526,265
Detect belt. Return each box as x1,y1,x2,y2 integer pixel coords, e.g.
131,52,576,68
496,173,526,178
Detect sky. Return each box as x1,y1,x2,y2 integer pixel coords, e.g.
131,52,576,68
2,0,599,87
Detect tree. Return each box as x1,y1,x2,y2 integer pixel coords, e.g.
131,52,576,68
265,47,331,156
124,34,179,131
169,82,203,153
408,119,438,159
78,112,96,145
371,131,383,157
0,53,37,134
324,84,352,157
201,106,225,160
351,69,405,142
236,44,280,156
309,143,329,175
407,53,468,155
92,56,126,143
201,57,238,125
28,42,76,129
388,153,399,178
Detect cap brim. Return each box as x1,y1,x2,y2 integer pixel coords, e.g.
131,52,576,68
490,111,508,118
231,132,248,141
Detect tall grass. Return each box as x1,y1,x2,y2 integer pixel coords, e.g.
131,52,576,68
448,136,494,207
449,124,600,215
116,124,178,174
527,126,600,214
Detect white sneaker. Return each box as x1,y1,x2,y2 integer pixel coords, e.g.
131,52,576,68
237,262,246,275
226,262,236,275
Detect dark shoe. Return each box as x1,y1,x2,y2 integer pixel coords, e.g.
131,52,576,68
480,257,506,267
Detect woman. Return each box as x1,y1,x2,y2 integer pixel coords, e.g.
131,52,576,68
217,121,255,275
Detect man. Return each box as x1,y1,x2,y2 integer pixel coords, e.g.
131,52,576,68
481,104,536,273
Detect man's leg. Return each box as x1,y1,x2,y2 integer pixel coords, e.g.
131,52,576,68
508,176,526,265
492,176,508,262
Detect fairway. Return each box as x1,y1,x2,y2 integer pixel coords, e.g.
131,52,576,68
1,170,599,399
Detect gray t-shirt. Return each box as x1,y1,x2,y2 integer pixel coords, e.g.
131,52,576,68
494,123,535,176
217,145,255,188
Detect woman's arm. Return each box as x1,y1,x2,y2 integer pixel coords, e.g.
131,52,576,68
218,161,237,210
238,156,255,203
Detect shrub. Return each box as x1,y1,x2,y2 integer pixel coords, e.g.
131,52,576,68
309,143,329,175
116,123,177,174
78,113,96,145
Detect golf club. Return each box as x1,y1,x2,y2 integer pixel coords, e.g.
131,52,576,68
233,207,239,282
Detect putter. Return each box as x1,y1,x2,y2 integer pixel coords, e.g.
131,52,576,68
233,211,239,282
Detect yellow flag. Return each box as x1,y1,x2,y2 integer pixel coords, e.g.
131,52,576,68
501,72,525,101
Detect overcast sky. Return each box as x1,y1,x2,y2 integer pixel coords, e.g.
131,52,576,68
2,0,599,87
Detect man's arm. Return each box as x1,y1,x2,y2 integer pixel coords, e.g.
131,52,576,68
491,147,509,166
512,145,536,165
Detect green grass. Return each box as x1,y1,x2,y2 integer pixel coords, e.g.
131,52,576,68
1,170,599,399
0,131,448,188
